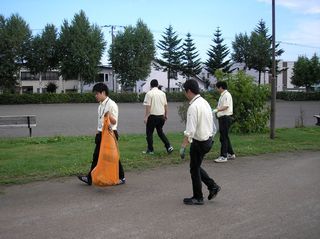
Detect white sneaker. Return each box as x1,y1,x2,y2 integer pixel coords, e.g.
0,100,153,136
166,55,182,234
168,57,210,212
227,154,236,160
214,156,228,163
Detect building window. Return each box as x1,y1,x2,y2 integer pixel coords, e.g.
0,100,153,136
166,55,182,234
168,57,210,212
21,72,33,81
43,71,59,81
105,74,108,82
96,73,104,82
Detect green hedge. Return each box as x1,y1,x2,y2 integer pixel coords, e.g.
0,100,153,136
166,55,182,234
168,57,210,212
0,92,186,105
276,92,320,101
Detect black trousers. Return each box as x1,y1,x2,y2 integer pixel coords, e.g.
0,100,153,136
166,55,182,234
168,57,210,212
87,131,125,183
218,116,234,157
146,115,170,151
189,137,217,199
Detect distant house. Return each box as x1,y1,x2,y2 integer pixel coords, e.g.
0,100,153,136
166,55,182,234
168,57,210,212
229,60,305,92
136,62,209,93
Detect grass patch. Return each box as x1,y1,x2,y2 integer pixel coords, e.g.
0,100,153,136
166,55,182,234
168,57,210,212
0,127,319,185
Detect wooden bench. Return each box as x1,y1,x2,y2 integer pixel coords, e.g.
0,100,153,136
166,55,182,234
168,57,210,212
314,115,320,126
0,115,36,137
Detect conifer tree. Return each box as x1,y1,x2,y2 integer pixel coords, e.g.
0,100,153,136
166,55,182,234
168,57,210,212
181,33,202,79
157,25,183,92
205,27,231,75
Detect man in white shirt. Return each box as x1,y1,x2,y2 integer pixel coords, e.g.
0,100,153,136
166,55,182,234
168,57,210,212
143,79,173,154
78,83,125,185
180,79,221,205
213,81,236,163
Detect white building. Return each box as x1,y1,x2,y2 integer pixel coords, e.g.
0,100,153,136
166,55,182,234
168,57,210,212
18,60,303,94
136,62,208,93
19,66,114,94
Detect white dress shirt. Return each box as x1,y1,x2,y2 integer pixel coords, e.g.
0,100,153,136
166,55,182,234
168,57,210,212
97,97,118,132
143,87,167,115
184,95,217,143
217,90,233,118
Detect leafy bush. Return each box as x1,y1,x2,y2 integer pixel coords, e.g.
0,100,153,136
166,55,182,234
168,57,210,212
222,71,270,133
46,82,58,93
276,91,320,101
178,71,270,134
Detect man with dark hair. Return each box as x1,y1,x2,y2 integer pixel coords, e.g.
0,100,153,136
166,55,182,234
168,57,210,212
78,82,125,185
180,79,220,205
213,81,236,163
143,79,173,154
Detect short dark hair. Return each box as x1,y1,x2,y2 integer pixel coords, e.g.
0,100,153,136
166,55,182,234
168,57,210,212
150,79,158,88
183,79,200,94
216,81,227,90
92,83,109,95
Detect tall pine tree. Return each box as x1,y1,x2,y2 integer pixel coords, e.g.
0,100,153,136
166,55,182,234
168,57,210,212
205,27,231,75
181,33,202,79
157,25,182,92
248,19,284,84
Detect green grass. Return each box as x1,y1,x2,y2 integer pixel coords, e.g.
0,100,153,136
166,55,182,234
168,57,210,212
0,127,319,185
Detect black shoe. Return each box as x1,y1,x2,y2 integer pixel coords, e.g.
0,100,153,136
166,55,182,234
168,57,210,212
183,197,204,205
208,185,221,200
167,146,174,154
77,176,91,185
118,178,126,185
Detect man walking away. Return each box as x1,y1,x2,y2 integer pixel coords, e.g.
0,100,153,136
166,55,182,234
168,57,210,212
143,79,173,154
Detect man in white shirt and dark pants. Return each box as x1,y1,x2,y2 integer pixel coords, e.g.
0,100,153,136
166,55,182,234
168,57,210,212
78,83,125,185
143,79,173,154
213,81,236,163
180,79,221,205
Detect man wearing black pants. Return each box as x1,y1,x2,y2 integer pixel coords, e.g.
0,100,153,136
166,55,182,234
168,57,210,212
180,79,220,205
213,81,236,163
78,83,125,185
143,79,173,154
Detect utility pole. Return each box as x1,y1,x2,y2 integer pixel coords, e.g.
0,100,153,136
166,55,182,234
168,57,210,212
101,25,125,92
270,0,276,139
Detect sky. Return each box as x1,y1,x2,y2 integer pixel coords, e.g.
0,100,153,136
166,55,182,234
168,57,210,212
1,0,320,65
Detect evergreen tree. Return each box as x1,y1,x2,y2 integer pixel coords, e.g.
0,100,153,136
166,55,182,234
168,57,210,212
59,10,105,92
157,25,183,92
205,27,231,75
181,33,202,79
109,19,155,91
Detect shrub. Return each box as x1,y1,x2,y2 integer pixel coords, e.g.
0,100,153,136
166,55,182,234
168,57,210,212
46,82,58,93
276,91,320,101
222,71,270,133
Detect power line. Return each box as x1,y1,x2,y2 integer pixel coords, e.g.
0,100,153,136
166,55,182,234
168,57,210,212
277,41,320,49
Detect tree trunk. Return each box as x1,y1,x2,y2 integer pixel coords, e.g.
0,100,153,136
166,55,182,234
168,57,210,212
167,70,170,92
258,71,261,85
39,72,43,93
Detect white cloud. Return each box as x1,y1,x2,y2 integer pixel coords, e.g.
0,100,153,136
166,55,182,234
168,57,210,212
258,0,320,14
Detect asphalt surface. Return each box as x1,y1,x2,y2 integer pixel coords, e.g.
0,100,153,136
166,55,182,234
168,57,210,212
0,101,319,137
0,151,319,239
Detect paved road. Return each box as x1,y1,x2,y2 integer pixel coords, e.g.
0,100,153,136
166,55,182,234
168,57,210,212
0,101,319,137
0,151,319,239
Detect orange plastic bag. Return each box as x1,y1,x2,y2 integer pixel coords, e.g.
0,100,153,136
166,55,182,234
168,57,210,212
91,113,119,186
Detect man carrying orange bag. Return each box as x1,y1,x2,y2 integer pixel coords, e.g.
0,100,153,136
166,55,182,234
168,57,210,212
78,83,125,186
